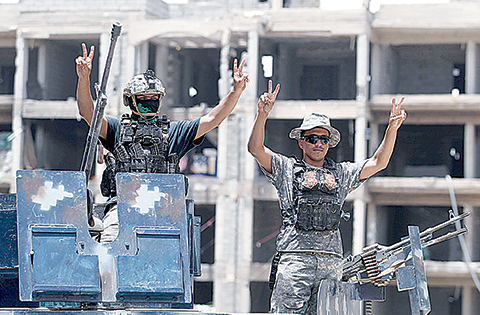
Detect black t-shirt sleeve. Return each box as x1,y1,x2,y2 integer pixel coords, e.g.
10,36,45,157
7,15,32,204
168,117,204,158
99,116,120,153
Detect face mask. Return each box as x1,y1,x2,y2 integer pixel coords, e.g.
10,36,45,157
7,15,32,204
136,98,160,114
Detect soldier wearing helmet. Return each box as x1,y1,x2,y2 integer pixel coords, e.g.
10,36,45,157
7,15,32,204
122,69,166,122
76,43,249,242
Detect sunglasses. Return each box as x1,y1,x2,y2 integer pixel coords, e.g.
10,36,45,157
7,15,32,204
302,134,330,145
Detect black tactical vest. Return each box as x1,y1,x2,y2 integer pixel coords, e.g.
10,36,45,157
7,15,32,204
293,159,342,231
100,114,179,197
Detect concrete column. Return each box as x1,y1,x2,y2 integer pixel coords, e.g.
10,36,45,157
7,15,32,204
276,43,295,99
134,41,149,76
214,29,258,313
213,116,252,313
464,123,475,178
462,286,473,315
369,121,379,156
370,44,382,97
465,41,478,95
155,44,168,82
218,29,231,100
352,198,366,254
37,42,47,99
353,116,367,254
463,204,478,261
245,30,259,104
356,34,369,101
352,33,370,255
366,203,377,246
10,35,29,192
125,41,136,88
98,32,110,84
272,0,283,10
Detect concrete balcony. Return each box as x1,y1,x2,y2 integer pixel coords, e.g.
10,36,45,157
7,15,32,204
367,176,480,207
370,94,480,124
21,99,80,119
269,99,366,120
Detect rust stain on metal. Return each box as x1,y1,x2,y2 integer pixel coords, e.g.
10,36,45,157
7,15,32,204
119,175,141,206
20,171,44,202
159,191,183,222
61,198,86,225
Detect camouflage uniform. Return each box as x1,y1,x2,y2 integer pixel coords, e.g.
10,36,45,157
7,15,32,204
262,152,366,314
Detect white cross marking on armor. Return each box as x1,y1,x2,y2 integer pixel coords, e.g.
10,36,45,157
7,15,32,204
134,184,165,214
32,181,74,211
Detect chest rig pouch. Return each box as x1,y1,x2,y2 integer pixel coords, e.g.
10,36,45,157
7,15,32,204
100,114,179,197
293,160,342,231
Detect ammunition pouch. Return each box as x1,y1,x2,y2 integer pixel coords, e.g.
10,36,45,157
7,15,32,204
295,195,341,231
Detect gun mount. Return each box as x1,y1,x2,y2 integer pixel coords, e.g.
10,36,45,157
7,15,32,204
1,170,201,311
319,211,470,315
342,211,469,286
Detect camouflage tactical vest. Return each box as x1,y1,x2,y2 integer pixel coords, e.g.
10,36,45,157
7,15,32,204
293,160,342,231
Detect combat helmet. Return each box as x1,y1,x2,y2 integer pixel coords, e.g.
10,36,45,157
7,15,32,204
123,69,166,121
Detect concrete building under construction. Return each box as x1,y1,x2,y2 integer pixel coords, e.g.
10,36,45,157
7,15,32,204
0,0,479,314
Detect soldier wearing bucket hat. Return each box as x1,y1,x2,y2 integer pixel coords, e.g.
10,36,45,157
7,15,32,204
248,80,406,314
288,112,341,147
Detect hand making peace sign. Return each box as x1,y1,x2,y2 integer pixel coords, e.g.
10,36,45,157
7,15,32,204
75,43,95,79
389,96,407,130
258,79,280,115
232,58,249,93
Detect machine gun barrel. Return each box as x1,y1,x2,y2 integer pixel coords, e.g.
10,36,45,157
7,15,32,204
382,211,470,254
342,212,470,282
80,22,122,181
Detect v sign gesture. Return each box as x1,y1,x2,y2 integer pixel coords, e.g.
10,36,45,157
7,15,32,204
360,96,407,180
389,96,407,130
233,59,249,93
76,43,95,79
248,80,281,173
258,79,281,115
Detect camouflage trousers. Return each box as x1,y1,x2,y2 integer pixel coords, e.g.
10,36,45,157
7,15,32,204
270,252,342,315
98,204,119,243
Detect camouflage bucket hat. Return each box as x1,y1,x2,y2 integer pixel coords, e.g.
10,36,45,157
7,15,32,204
289,113,341,147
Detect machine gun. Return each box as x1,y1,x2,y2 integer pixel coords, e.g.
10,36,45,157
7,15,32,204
80,22,122,224
342,211,469,286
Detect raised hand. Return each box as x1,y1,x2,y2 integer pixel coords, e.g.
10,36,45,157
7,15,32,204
389,96,407,129
75,43,94,79
258,79,280,115
233,58,249,92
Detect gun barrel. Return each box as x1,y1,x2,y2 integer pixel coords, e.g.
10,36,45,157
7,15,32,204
419,211,469,237
80,22,122,181
382,212,469,254
98,22,122,93
343,213,470,283
422,228,467,249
